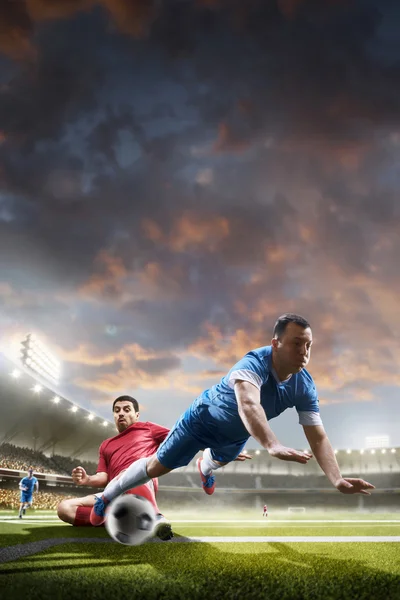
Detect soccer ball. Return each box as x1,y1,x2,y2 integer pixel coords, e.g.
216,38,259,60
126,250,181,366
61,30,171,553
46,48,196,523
105,494,157,546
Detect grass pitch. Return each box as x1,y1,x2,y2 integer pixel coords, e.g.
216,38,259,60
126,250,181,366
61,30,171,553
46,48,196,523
0,510,399,600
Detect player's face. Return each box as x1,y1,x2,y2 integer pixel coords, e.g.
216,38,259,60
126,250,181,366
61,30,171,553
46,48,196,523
272,323,312,374
113,401,140,432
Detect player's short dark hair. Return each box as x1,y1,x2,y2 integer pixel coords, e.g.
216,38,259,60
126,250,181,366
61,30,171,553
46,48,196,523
112,396,139,412
273,314,311,339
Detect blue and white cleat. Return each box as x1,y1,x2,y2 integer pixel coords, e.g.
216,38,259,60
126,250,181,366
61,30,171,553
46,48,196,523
197,458,216,495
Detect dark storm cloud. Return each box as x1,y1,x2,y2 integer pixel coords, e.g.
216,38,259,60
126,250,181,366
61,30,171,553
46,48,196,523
0,0,400,418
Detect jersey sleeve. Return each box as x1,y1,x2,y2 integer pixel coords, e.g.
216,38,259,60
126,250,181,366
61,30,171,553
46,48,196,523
148,422,170,445
227,351,269,390
295,382,323,426
96,442,108,474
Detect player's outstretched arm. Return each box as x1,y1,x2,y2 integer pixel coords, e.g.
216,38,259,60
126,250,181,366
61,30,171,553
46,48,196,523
235,381,312,464
303,425,375,494
71,466,108,487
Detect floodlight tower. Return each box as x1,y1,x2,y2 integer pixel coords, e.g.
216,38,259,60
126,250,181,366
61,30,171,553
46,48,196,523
20,333,61,384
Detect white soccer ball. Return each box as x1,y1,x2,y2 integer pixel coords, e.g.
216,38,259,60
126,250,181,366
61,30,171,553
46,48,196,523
105,494,157,546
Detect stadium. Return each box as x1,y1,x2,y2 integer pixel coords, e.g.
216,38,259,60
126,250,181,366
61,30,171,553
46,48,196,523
1,352,399,600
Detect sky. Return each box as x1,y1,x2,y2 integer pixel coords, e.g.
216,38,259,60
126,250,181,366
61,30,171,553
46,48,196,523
0,0,399,451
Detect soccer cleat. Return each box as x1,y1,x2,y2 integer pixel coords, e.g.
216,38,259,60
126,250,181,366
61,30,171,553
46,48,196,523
22,508,26,515
90,495,110,526
154,514,173,541
19,514,22,519
197,457,216,495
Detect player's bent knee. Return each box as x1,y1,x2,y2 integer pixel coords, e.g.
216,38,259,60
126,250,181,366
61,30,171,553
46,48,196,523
57,499,75,524
56,499,68,520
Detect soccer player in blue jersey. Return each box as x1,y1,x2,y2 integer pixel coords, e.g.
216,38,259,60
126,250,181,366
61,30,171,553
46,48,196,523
18,467,39,518
91,313,375,525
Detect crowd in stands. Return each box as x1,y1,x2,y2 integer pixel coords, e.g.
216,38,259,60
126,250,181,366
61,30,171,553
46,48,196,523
0,488,77,510
0,443,97,476
50,453,97,476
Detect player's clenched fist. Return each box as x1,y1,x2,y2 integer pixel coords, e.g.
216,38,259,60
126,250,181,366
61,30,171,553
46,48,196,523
72,466,90,486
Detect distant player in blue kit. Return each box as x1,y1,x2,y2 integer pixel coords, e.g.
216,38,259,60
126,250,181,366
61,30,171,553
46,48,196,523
19,467,39,518
91,313,375,525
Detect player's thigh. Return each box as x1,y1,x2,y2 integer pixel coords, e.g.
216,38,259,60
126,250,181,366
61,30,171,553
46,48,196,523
62,494,97,510
210,440,247,464
156,419,203,469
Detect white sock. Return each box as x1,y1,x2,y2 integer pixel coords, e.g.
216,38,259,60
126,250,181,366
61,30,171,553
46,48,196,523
200,448,223,476
103,457,150,502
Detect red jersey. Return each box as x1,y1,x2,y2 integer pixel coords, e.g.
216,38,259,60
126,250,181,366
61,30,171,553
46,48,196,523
96,421,169,481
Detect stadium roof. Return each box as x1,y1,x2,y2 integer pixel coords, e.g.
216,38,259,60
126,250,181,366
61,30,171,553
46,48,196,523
0,353,115,461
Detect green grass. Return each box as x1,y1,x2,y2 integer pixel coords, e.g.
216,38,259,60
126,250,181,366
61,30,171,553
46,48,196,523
0,511,399,600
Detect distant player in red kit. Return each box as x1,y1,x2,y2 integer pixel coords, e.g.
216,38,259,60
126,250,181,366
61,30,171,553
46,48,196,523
57,396,172,539
263,504,268,517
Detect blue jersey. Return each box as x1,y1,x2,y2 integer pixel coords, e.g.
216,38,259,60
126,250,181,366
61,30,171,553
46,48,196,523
20,476,38,494
190,345,322,443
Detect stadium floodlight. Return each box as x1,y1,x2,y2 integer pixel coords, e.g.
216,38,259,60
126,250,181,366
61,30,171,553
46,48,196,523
391,448,396,454
381,449,386,454
102,421,108,427
52,396,60,404
71,406,78,413
334,449,338,454
11,369,21,379
242,449,248,454
32,384,42,394
255,450,260,455
360,449,364,455
20,333,61,383
370,449,376,454
346,449,352,454
88,414,94,421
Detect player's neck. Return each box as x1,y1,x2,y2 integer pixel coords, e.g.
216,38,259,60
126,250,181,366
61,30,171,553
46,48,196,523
271,353,292,382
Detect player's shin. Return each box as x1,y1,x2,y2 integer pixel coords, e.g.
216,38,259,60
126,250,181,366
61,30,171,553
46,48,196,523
103,458,151,502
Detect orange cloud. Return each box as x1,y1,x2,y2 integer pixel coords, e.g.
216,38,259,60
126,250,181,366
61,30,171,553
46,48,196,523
142,212,230,254
79,250,128,300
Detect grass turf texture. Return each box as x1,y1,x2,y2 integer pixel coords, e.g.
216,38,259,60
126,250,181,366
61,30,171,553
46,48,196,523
0,513,399,600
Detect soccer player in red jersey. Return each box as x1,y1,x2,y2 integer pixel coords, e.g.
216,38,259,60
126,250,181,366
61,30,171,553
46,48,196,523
57,396,172,539
262,504,268,517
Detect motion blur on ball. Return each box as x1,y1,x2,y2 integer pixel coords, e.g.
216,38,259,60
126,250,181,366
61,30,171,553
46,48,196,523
105,494,157,546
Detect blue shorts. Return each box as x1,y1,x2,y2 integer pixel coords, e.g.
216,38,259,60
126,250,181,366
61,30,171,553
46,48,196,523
156,407,247,469
20,492,33,504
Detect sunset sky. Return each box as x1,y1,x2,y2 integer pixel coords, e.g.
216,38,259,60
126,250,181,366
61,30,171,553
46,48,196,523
0,0,399,450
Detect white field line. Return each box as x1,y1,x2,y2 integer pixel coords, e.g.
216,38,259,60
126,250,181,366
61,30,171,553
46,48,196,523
185,536,400,543
167,519,400,524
